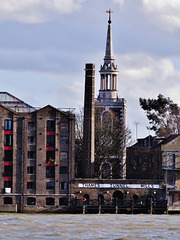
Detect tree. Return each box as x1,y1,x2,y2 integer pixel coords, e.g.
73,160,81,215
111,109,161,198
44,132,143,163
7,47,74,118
75,107,84,178
75,107,132,179
94,107,132,179
139,94,180,137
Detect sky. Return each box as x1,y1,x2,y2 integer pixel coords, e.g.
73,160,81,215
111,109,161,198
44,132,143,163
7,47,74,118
0,0,180,141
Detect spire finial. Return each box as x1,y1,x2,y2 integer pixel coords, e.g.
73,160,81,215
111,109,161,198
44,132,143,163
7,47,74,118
106,9,113,24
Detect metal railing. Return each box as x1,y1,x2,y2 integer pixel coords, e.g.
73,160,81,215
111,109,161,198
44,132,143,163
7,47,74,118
73,198,167,209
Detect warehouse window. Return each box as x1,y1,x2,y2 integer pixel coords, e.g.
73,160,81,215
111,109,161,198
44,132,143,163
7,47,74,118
47,135,55,147
46,197,55,205
60,137,68,145
60,152,67,161
28,122,35,131
27,182,35,190
4,119,12,130
4,135,12,146
4,181,12,188
59,198,68,205
46,151,55,163
28,151,35,160
27,166,35,174
4,150,13,162
60,166,68,174
59,182,68,190
46,182,55,190
27,197,36,205
46,166,55,178
168,154,175,169
28,136,35,145
47,120,55,132
4,166,12,177
4,197,12,204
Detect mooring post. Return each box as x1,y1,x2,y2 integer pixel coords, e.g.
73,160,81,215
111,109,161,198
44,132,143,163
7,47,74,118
150,198,152,214
99,205,101,214
132,200,134,214
83,205,86,214
116,205,118,214
166,201,169,215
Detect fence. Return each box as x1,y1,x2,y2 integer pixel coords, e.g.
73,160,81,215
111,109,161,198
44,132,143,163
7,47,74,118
71,198,167,214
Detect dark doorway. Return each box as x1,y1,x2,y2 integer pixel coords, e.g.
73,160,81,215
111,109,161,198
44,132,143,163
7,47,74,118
98,194,104,205
133,195,138,200
113,191,123,205
83,194,90,205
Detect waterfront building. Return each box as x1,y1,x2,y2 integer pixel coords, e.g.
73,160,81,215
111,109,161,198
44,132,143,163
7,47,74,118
126,135,164,180
126,134,180,212
0,92,75,212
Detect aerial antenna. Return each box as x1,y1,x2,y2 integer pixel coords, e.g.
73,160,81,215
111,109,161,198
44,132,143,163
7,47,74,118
134,121,139,140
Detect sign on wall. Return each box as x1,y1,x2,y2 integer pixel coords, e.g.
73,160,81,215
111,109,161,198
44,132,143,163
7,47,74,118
78,183,160,189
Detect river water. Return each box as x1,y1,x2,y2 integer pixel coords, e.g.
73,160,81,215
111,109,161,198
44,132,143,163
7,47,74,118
0,213,179,239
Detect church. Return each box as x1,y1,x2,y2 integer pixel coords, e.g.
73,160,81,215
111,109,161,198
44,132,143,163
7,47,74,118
81,10,126,180
71,10,165,213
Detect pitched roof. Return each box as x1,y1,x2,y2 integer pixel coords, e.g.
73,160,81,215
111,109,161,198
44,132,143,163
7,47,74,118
0,92,35,113
158,134,180,145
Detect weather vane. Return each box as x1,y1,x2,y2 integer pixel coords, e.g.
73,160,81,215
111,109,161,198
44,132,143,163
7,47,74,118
106,9,113,23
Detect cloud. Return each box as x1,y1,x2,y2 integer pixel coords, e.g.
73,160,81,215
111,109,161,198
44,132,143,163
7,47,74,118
116,53,180,103
0,48,86,74
0,0,84,24
115,52,180,137
142,0,180,31
112,0,124,7
54,81,84,109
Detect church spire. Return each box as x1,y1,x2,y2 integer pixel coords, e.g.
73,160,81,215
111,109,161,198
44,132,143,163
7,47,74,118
104,9,115,64
98,10,119,101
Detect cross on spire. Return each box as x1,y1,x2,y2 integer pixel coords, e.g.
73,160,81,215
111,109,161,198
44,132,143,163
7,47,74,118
106,9,113,24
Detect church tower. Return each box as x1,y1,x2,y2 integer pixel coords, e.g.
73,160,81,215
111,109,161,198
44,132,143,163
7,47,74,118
98,10,119,102
95,10,126,179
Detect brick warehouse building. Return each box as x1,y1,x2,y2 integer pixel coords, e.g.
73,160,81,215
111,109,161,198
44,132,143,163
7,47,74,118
0,92,75,213
127,135,180,212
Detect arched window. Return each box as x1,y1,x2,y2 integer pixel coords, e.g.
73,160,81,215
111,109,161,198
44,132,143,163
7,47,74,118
113,191,123,205
101,111,113,130
98,194,104,205
4,197,12,204
46,197,55,205
27,197,36,205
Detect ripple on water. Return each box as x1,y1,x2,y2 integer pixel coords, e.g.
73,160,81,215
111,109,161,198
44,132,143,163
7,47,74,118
0,214,179,239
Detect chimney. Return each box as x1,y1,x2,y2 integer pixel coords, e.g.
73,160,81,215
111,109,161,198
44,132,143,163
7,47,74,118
82,63,95,178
